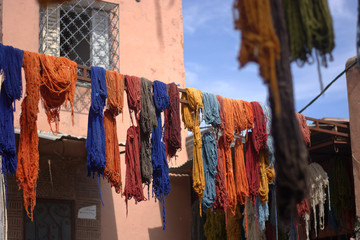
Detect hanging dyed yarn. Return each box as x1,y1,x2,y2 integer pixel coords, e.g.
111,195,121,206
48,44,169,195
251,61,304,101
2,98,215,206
216,95,237,215
329,157,352,213
282,0,334,66
233,138,249,205
258,150,274,203
103,71,124,193
297,198,311,240
0,43,23,181
139,78,157,185
213,139,228,213
204,208,227,240
86,67,108,177
296,113,311,147
202,92,221,127
38,54,77,133
261,104,275,166
251,102,267,153
256,196,269,231
244,197,266,240
17,51,41,220
0,157,7,239
201,132,218,212
226,204,243,240
123,75,145,213
233,100,254,132
233,0,281,114
307,162,330,237
164,83,181,158
151,80,170,229
245,132,260,203
181,88,205,209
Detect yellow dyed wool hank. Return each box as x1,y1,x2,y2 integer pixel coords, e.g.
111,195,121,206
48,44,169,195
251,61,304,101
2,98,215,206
181,88,205,209
233,0,281,114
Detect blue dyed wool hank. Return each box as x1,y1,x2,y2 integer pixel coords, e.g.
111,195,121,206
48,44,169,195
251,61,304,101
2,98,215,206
201,132,218,212
202,92,221,126
86,66,108,177
151,80,170,230
0,43,23,178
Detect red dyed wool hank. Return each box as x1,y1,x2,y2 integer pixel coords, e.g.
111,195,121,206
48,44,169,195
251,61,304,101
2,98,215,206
212,137,228,214
17,51,41,220
245,132,261,203
250,102,267,153
123,75,145,212
103,71,125,193
296,113,311,147
38,54,77,133
165,83,181,159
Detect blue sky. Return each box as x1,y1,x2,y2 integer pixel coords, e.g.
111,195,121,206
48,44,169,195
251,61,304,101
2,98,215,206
182,0,357,119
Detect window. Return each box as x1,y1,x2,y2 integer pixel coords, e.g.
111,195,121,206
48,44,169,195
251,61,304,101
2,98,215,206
39,0,119,71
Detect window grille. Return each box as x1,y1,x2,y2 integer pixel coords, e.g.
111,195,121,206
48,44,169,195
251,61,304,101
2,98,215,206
39,0,119,71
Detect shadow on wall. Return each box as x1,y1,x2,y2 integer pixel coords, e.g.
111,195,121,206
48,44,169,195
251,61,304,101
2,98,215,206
148,175,191,240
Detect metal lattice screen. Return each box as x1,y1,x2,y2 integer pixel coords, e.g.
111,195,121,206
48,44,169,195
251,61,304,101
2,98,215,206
39,0,119,71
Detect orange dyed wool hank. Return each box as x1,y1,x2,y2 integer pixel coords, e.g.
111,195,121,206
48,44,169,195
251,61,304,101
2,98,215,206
216,95,237,215
38,54,77,133
16,51,41,220
103,71,125,193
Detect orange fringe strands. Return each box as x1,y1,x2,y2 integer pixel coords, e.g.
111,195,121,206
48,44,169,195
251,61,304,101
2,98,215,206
38,54,77,133
216,95,237,215
181,88,205,211
232,99,253,205
16,52,41,220
103,71,125,193
233,0,281,114
17,51,77,220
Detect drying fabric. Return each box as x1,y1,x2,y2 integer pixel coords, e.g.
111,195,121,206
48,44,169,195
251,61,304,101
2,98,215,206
103,71,125,193
123,75,145,212
202,92,221,127
233,0,281,114
296,113,311,147
151,80,170,229
216,95,237,215
17,51,41,220
204,209,227,240
307,162,330,237
181,88,205,209
164,83,181,158
233,100,254,132
251,102,267,153
233,138,249,205
297,198,310,240
139,78,157,185
283,0,334,66
0,44,23,182
85,67,108,177
256,196,269,231
226,205,243,240
201,132,218,212
213,139,228,213
39,54,77,133
245,132,260,203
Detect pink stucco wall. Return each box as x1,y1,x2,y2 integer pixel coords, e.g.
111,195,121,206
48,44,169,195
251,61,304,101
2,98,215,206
2,0,190,239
